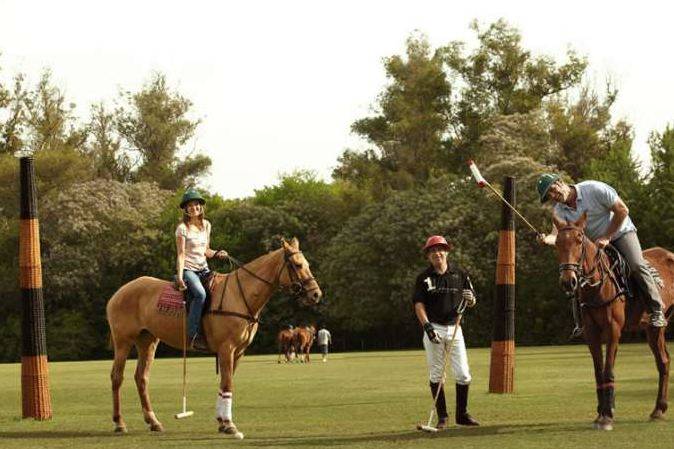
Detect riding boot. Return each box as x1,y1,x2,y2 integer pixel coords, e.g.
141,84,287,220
455,384,480,426
634,267,667,327
429,382,448,426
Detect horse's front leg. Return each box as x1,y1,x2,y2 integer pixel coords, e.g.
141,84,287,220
599,318,621,430
216,346,244,439
585,321,605,429
646,326,670,419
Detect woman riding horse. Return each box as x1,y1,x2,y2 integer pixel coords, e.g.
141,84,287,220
107,237,322,438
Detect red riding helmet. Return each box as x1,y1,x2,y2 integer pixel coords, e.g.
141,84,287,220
422,235,452,253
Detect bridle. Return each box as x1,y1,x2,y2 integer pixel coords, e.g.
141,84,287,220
557,227,604,290
210,246,320,324
557,226,623,305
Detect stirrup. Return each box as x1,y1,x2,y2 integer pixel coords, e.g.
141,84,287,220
569,326,584,340
649,311,667,328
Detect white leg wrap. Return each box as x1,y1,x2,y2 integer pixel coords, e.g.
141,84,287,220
216,390,233,422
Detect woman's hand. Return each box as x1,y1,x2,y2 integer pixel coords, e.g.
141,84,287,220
175,278,187,291
215,250,228,260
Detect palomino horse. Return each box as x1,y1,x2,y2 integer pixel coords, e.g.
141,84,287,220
553,213,674,430
106,238,321,437
293,325,316,363
277,328,297,363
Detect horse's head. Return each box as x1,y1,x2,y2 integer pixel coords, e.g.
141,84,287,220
553,212,589,295
279,238,322,306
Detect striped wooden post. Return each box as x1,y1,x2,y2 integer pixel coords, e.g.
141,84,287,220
489,176,516,394
19,156,52,419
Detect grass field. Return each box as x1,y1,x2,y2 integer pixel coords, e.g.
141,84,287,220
1,343,673,448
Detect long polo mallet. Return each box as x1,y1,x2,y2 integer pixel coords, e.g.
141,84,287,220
467,160,541,235
175,296,194,419
416,300,468,433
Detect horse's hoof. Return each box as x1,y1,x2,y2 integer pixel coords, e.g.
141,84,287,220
149,423,164,432
114,426,127,434
650,409,665,420
594,416,613,431
219,424,244,439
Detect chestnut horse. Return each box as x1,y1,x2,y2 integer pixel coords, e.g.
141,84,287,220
293,325,316,363
106,238,321,438
277,328,297,363
553,213,674,430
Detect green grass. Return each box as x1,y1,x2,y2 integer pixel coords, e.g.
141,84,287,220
1,343,673,448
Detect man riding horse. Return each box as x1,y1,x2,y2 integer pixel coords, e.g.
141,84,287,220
536,174,667,332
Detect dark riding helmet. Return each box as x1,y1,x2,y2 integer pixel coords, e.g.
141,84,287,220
179,188,206,209
537,173,560,203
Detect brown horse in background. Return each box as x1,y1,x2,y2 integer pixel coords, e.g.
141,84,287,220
294,325,316,363
277,328,297,363
554,213,674,430
106,238,321,438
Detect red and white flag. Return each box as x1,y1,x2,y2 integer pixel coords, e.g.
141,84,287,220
467,160,486,187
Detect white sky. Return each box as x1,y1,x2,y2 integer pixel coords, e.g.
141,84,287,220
2,0,673,198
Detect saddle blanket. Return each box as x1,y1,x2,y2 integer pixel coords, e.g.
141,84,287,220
157,284,185,316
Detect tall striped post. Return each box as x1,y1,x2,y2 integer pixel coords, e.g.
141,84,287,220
19,156,52,419
489,176,516,394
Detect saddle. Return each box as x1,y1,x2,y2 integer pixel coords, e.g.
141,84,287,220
604,245,632,300
604,245,664,300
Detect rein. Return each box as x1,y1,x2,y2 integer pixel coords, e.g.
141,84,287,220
557,227,625,307
207,248,317,324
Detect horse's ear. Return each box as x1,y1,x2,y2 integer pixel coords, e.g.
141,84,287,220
290,237,299,249
575,212,588,229
552,213,566,230
268,235,285,251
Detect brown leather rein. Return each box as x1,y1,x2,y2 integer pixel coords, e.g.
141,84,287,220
207,249,318,324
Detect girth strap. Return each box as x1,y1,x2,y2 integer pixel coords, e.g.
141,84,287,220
207,309,258,323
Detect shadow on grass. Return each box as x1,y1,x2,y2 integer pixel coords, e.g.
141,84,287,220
177,421,611,446
0,431,115,439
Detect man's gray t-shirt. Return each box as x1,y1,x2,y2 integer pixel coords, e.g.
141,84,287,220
553,180,636,241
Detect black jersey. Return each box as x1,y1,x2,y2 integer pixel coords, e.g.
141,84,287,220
412,264,472,325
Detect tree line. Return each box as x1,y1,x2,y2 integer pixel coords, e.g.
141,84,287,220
1,19,673,361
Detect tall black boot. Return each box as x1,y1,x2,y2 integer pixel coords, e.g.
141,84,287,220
429,382,448,427
455,383,480,426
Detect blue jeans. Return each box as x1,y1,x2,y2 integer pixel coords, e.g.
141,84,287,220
184,269,210,338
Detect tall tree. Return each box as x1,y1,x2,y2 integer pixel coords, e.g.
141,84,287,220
443,19,587,164
87,103,131,181
334,32,453,193
116,73,211,190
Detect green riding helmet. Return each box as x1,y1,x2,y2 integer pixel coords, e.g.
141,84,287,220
179,188,206,209
537,173,560,203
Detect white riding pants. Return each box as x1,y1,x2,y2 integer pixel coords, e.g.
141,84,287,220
423,322,471,385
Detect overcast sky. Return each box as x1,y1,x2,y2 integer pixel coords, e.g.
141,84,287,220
2,1,673,198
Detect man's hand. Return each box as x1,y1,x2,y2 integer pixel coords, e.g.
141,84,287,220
423,322,441,344
462,289,477,307
595,237,610,249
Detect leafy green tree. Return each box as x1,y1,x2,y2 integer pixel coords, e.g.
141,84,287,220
38,180,171,359
443,19,587,163
115,73,211,190
546,86,618,180
87,103,131,181
334,32,453,194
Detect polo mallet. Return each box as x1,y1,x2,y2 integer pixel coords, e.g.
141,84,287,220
416,300,468,433
467,160,541,235
175,295,194,419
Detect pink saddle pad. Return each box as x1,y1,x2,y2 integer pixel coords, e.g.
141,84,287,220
157,284,185,316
